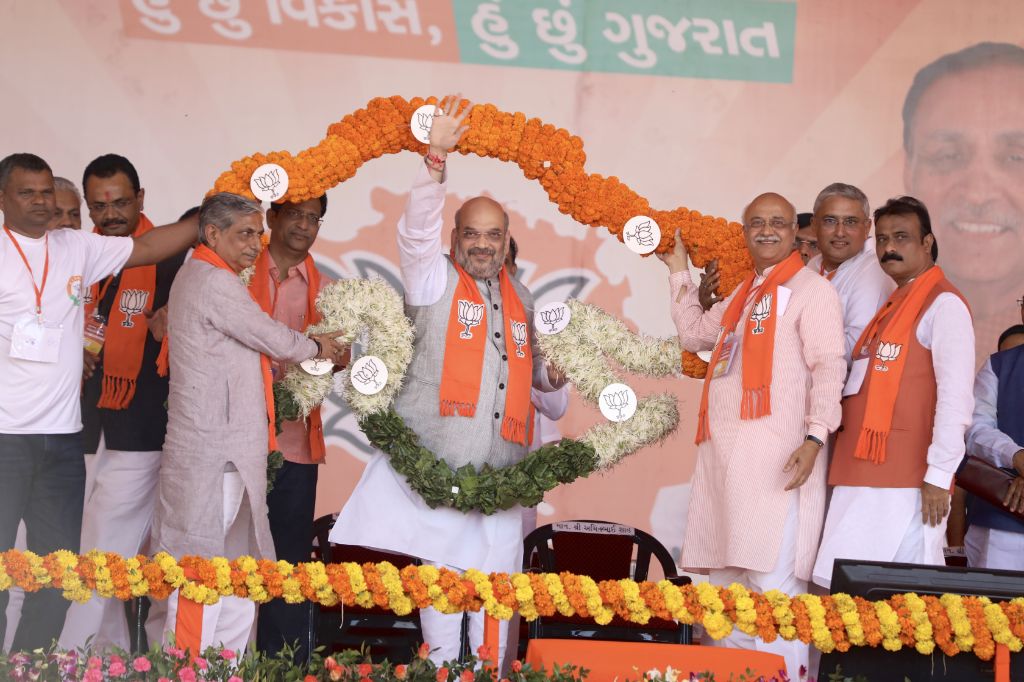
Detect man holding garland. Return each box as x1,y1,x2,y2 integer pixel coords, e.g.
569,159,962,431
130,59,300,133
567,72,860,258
330,95,565,664
661,193,846,677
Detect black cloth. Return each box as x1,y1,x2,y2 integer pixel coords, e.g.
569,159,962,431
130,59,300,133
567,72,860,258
81,251,184,453
257,460,319,661
0,432,85,650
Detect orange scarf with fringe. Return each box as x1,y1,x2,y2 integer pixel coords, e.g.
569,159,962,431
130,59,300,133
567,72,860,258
86,214,156,410
157,245,279,451
848,265,950,464
696,251,805,444
439,255,534,446
249,249,326,463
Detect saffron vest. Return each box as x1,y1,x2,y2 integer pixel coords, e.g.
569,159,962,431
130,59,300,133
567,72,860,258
829,280,963,488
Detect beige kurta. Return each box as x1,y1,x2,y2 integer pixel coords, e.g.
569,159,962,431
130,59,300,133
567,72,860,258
151,259,317,560
670,266,845,581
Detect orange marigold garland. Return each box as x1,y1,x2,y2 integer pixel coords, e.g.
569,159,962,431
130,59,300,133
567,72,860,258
211,95,752,378
4,549,1022,660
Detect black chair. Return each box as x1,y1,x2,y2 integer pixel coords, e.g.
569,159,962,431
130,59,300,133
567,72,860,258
307,514,424,662
519,520,692,656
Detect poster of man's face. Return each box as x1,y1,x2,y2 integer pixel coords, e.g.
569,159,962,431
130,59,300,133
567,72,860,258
902,43,1024,358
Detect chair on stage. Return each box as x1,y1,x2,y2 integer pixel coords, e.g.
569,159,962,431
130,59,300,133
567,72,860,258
307,514,423,662
519,519,692,657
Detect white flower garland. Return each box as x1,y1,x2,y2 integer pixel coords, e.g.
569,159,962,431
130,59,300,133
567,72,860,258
277,277,413,418
274,283,682,507
534,300,681,468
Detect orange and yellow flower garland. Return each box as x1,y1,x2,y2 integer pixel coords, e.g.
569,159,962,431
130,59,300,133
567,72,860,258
3,549,1024,661
211,95,746,377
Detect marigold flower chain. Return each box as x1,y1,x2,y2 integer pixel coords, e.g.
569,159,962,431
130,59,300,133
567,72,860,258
212,95,741,377
5,549,1021,660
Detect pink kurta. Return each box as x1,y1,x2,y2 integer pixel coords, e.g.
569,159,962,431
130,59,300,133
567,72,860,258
670,266,845,581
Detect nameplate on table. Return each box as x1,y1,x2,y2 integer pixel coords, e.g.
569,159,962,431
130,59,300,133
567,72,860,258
553,521,633,536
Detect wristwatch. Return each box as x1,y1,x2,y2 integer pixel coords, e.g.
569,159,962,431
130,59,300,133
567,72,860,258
805,435,824,448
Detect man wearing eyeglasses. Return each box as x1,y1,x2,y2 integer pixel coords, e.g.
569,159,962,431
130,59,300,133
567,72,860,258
804,184,895,368
663,193,846,677
61,154,186,651
793,213,818,264
252,195,340,661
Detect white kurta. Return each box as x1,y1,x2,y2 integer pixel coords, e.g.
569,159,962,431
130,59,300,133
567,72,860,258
964,357,1024,570
330,165,555,574
812,293,975,588
807,247,895,367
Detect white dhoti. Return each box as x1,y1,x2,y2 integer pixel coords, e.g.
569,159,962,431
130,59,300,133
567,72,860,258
965,526,1024,571
331,454,523,665
151,471,255,653
813,486,947,589
708,493,808,680
60,436,161,650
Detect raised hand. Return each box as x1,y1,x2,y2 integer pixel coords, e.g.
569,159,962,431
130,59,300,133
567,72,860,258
657,228,689,274
428,94,472,155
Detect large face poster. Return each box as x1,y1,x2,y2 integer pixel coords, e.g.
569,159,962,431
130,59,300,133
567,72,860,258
4,0,1021,562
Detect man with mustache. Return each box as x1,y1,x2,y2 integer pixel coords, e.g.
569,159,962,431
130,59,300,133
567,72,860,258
0,152,200,650
253,194,344,662
330,95,565,664
60,154,186,651
805,183,894,367
149,192,347,654
963,300,1024,571
662,193,846,677
903,42,1024,367
813,197,975,588
49,177,81,230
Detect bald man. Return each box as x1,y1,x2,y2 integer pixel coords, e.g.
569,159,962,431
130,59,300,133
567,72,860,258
330,96,565,664
661,193,846,677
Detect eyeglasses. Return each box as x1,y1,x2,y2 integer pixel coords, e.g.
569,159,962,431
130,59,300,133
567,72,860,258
460,228,506,243
794,237,819,250
88,197,136,214
820,216,864,228
282,207,323,227
744,217,795,231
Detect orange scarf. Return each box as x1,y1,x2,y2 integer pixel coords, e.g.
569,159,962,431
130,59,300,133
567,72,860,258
86,214,156,409
819,262,837,282
440,255,534,446
848,265,951,464
696,251,805,444
249,249,326,463
156,245,279,451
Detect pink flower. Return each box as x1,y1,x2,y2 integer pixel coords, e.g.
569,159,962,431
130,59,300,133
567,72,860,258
164,646,186,660
418,643,431,660
159,678,171,682
358,663,373,677
133,657,152,672
511,661,522,673
220,648,237,660
87,656,103,670
108,658,127,677
195,658,209,671
395,664,408,680
178,668,197,682
84,670,104,682
229,677,244,682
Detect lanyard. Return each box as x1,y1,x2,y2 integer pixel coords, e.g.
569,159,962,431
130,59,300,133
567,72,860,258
4,226,49,321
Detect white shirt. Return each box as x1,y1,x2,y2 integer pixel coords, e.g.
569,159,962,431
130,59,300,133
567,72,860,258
806,248,895,366
967,358,1024,468
0,228,133,433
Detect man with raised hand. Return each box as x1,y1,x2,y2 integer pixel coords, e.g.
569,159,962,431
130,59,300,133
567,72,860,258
662,193,846,677
330,96,565,664
0,152,198,650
